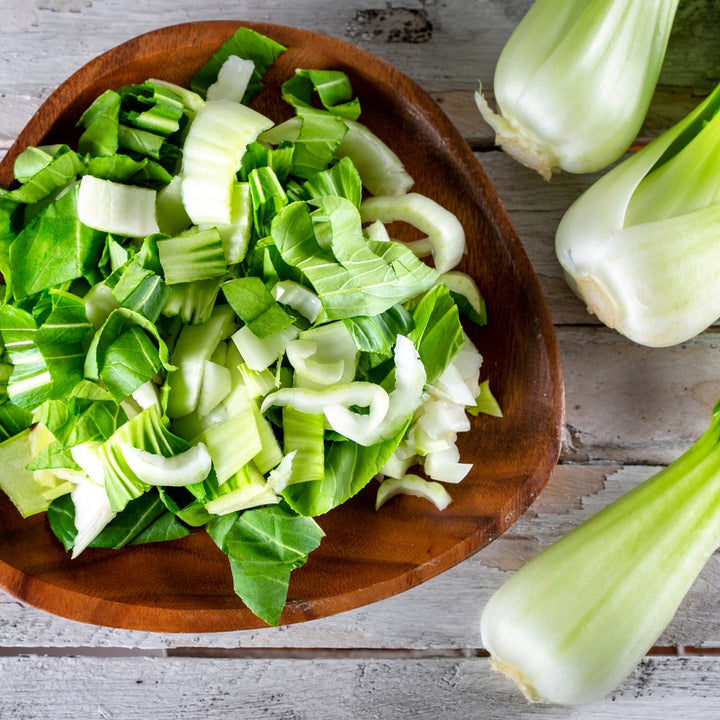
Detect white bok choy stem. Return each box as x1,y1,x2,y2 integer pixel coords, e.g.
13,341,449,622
475,0,679,179
481,399,720,706
555,80,720,347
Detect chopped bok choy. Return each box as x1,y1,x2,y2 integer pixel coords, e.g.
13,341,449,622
475,0,679,178
0,26,497,627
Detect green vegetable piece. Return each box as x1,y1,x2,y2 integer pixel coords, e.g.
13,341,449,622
48,490,191,551
222,276,295,339
239,141,295,184
207,502,324,626
409,284,464,385
271,198,437,321
474,0,680,178
157,228,228,285
161,278,222,326
13,144,68,183
289,107,348,179
84,307,173,403
119,81,185,138
101,326,164,402
109,257,171,323
46,493,77,551
99,404,191,512
248,165,288,238
34,290,95,400
0,428,69,517
301,156,362,208
556,77,720,347
77,89,121,157
83,154,173,188
0,399,33,442
190,26,286,101
281,69,361,120
9,184,106,300
5,146,83,206
281,407,325,487
343,304,414,355
165,304,236,418
282,429,404,517
0,304,52,411
34,394,127,448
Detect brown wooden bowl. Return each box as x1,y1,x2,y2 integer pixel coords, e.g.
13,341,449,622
0,21,564,632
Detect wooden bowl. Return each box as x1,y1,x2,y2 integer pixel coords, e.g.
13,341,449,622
0,21,564,632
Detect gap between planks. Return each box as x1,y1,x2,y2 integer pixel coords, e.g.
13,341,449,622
0,646,718,659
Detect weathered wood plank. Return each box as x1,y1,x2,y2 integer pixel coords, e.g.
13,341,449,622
557,326,720,464
2,654,720,719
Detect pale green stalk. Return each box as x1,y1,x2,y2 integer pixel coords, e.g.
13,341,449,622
481,400,720,705
556,81,720,347
476,0,679,178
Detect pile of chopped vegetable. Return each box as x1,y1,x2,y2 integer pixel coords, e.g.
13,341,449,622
0,27,498,626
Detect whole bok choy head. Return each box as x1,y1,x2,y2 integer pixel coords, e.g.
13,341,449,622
556,80,720,347
481,399,720,706
475,0,679,179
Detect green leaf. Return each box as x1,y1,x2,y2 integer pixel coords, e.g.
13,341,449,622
101,326,164,402
25,440,78,471
248,165,288,237
85,307,172,402
208,502,324,626
47,493,77,551
108,256,171,323
409,284,465,384
9,184,107,300
34,395,127,447
4,146,83,206
157,228,228,285
282,430,404,517
77,89,121,157
281,69,361,120
14,144,69,183
0,399,34,441
129,510,191,544
48,490,192,551
271,198,436,321
34,290,94,400
0,304,52,410
239,141,295,184
290,108,348,179
190,26,286,101
222,276,295,338
89,491,168,548
301,156,362,207
83,154,173,188
343,304,415,355
119,81,185,138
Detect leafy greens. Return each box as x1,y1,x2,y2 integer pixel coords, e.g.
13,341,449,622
0,26,496,626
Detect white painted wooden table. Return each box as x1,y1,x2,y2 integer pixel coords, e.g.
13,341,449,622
2,1,720,717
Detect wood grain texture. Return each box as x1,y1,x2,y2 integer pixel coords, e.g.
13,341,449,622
2,654,720,720
2,0,720,714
